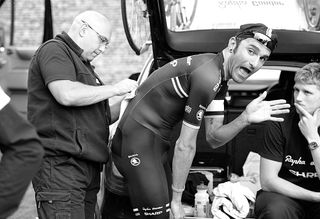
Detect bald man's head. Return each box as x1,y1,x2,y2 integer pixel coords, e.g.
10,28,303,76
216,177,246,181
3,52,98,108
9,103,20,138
73,11,112,38
68,10,112,61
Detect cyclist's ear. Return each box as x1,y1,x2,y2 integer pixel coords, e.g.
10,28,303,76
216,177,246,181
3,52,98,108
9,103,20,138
227,37,237,50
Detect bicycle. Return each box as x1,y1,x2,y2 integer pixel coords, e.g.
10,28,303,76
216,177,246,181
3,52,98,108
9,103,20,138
303,0,320,30
164,0,198,31
121,0,151,55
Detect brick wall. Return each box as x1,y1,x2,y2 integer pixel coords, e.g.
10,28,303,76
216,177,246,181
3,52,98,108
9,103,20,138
0,0,151,84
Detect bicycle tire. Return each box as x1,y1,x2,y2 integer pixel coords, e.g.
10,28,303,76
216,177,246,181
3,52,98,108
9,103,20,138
303,0,320,30
121,0,150,55
0,0,6,8
187,0,198,29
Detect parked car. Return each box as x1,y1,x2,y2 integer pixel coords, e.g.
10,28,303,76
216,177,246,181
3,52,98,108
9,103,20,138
100,1,320,217
119,0,320,176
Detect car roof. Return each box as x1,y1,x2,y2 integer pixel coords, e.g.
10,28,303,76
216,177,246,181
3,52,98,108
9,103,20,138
148,0,320,65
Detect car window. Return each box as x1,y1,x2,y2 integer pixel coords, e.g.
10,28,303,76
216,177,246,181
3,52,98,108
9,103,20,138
228,68,281,91
247,69,280,81
164,0,320,32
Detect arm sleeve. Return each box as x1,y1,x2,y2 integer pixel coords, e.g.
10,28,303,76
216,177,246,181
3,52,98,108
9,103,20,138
260,120,284,162
204,81,228,117
0,86,10,110
183,62,222,128
0,104,44,218
37,41,76,86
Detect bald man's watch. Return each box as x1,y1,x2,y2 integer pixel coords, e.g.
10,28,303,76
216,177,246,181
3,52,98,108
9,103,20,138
308,142,319,151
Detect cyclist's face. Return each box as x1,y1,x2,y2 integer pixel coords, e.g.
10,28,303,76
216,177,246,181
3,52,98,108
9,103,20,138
229,38,270,83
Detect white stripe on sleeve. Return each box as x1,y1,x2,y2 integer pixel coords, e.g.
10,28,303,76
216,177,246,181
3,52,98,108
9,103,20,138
0,86,10,110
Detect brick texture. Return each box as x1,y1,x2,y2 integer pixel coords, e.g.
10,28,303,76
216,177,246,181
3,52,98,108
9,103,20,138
0,0,151,84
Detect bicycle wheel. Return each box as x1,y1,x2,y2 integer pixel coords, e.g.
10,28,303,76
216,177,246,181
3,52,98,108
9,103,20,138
121,0,151,55
303,0,320,30
165,0,198,31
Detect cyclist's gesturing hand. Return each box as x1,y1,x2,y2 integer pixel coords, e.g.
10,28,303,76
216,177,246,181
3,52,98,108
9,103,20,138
242,91,290,124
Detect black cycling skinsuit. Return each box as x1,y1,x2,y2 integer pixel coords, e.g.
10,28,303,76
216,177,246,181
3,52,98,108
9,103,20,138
111,53,228,218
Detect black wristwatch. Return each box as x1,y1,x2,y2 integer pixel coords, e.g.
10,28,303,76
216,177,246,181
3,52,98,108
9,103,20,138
308,141,319,151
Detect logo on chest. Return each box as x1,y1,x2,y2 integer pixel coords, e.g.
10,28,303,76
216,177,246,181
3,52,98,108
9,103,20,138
213,74,222,92
285,155,306,166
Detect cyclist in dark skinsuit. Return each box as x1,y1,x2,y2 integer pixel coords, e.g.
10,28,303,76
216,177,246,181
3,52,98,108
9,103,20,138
111,23,289,219
112,53,227,217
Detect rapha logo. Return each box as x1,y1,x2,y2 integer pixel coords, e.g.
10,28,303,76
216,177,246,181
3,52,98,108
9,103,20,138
285,155,306,166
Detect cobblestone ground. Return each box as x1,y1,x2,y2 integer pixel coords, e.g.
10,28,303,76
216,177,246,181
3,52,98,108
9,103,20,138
8,184,37,219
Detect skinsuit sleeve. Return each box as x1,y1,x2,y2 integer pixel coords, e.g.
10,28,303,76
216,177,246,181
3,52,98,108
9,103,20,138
183,57,223,128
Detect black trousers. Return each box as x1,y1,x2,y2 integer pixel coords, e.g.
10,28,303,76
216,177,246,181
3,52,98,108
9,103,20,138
33,156,101,219
255,190,320,219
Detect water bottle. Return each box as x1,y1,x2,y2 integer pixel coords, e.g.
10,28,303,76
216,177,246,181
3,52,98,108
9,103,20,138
194,182,209,217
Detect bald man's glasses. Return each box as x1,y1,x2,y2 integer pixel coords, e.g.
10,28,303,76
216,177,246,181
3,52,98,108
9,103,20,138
81,20,109,47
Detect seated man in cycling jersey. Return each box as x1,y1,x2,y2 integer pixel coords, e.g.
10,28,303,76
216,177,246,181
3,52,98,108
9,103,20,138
255,62,320,219
110,23,289,219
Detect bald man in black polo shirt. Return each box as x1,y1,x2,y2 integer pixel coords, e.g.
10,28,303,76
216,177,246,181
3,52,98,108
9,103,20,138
27,10,137,219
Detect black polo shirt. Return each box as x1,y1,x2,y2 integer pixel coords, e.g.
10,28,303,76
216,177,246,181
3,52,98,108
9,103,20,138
28,32,111,162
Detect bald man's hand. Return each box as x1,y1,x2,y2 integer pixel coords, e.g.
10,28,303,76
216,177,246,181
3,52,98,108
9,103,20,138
114,79,138,96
